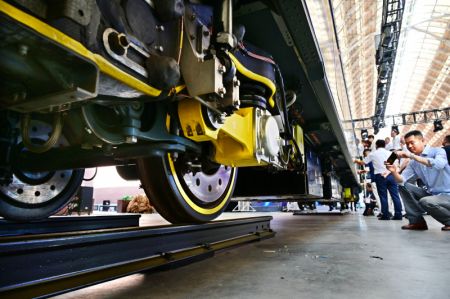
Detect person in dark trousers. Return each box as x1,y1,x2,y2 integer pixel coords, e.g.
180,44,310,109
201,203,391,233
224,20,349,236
386,130,450,231
363,183,376,216
443,134,450,164
354,140,403,220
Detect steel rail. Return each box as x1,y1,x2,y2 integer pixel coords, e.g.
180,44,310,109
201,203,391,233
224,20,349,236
0,216,274,298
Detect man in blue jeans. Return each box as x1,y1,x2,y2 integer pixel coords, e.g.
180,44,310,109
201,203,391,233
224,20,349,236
355,140,403,220
386,130,450,231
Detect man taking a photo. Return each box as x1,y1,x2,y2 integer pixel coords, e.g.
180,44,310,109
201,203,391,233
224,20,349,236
386,130,450,231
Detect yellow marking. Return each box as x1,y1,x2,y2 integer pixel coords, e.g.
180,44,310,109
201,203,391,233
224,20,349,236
0,1,184,97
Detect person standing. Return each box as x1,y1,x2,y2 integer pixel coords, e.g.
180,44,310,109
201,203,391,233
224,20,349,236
368,135,375,151
354,140,403,220
391,128,401,151
385,137,393,151
357,138,365,156
386,130,450,231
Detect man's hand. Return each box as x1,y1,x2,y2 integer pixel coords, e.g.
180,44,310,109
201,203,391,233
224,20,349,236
385,160,403,183
385,162,397,174
353,159,365,166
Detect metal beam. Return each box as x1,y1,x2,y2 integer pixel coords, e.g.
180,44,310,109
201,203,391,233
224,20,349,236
374,0,405,132
349,107,450,130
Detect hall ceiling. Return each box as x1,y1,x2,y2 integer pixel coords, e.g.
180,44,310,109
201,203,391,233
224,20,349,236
306,0,449,146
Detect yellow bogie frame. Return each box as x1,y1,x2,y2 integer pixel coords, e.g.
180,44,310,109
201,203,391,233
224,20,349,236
178,100,267,167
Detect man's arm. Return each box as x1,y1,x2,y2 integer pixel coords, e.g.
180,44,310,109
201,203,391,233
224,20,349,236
413,148,447,169
353,159,365,166
396,149,447,169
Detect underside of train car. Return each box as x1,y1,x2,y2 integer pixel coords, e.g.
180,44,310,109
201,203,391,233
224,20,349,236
0,0,358,223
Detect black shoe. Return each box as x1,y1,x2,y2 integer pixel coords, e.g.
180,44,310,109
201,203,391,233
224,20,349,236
379,217,390,220
391,216,402,220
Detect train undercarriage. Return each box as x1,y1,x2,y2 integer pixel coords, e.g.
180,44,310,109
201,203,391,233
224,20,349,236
0,0,358,223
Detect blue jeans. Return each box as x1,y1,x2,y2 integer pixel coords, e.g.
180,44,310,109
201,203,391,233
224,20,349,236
374,174,403,217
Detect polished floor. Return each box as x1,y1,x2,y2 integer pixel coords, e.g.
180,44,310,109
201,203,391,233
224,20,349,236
53,209,449,299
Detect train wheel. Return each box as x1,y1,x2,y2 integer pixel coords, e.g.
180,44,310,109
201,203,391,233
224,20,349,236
0,118,84,221
137,154,237,223
0,169,84,221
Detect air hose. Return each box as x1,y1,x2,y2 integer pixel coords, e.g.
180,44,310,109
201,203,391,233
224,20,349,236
21,113,63,153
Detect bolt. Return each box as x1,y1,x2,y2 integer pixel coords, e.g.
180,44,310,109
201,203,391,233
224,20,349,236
217,87,226,96
125,136,138,144
217,114,226,124
154,45,164,52
186,125,193,136
233,78,240,87
203,30,210,36
218,65,226,74
171,152,179,161
233,99,240,107
156,25,165,31
19,45,28,56
84,127,92,134
132,102,141,110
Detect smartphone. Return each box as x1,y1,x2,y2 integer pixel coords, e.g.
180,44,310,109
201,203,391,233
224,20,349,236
386,152,398,164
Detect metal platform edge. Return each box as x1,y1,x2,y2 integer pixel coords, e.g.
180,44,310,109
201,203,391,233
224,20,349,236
0,216,274,298
0,214,141,236
293,211,349,216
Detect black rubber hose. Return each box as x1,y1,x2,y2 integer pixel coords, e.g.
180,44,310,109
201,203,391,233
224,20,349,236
274,64,293,140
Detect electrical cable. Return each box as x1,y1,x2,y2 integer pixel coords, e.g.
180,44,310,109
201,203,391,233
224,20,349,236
83,167,98,181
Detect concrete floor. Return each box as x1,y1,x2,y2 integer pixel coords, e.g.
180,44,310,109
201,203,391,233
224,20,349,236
53,210,449,299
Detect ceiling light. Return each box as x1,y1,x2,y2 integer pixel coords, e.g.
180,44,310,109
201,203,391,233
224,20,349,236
433,120,443,132
361,129,369,140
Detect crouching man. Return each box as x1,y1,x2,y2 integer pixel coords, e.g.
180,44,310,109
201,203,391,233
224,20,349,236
385,130,450,231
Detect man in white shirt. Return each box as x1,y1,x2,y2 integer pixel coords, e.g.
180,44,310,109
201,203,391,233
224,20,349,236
391,128,401,151
355,140,403,220
368,135,375,151
356,138,364,157
385,137,393,151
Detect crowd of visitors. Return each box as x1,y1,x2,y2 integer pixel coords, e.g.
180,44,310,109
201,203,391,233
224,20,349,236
353,129,450,232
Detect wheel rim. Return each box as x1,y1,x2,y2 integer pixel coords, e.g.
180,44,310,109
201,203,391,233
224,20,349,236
1,119,75,206
179,165,232,204
0,170,74,205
